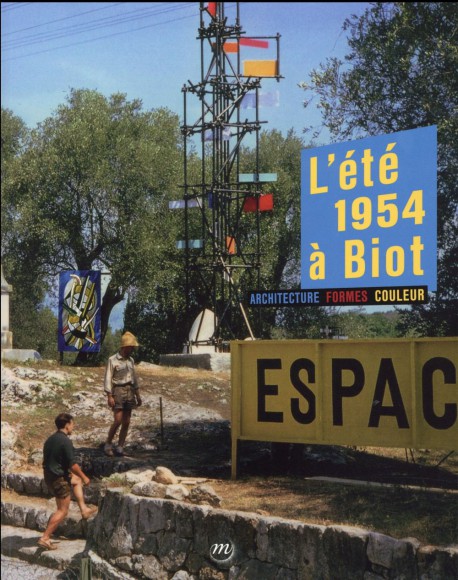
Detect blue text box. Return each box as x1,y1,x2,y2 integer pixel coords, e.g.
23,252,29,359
301,126,437,290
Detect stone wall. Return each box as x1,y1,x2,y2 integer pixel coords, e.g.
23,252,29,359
2,472,456,578
159,353,230,372
89,489,458,579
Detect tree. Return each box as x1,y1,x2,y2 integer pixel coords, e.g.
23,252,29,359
300,2,458,336
1,108,28,170
1,109,54,354
238,129,306,338
2,90,182,358
124,294,188,363
1,110,30,258
10,305,59,359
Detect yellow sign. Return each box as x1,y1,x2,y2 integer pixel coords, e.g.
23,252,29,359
231,338,457,478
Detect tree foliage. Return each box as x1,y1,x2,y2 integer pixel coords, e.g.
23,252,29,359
1,109,57,354
9,304,58,360
1,108,28,167
1,90,183,356
301,2,457,336
232,129,306,338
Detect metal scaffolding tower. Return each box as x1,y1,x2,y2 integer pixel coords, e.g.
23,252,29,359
178,1,281,351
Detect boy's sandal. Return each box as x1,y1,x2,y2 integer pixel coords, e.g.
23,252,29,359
37,538,58,550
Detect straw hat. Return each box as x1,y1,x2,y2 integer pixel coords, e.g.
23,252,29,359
120,332,139,348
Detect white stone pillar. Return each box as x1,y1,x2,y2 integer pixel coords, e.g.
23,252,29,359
1,265,13,349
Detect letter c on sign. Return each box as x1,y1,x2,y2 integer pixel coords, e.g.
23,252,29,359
422,357,457,430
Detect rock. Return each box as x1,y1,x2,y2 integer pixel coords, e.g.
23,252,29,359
198,566,226,580
124,468,156,486
134,554,168,580
22,472,44,495
154,466,178,485
367,531,420,577
1,366,67,404
188,484,222,507
113,556,134,572
137,362,161,370
1,422,17,450
171,571,195,580
415,544,458,580
1,424,21,469
132,481,167,498
28,449,44,465
1,449,21,470
165,484,190,501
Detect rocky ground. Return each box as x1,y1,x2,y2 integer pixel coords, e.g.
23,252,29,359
1,361,232,476
2,360,458,485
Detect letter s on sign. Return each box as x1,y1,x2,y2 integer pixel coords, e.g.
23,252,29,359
290,358,316,424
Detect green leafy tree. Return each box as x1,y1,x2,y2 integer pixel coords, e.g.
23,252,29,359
2,90,182,358
1,109,30,263
300,2,458,336
275,306,333,340
1,108,28,172
237,129,306,338
11,305,59,360
124,293,189,363
1,109,55,354
94,327,122,364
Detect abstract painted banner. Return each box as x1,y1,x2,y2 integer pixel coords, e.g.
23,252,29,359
58,271,101,352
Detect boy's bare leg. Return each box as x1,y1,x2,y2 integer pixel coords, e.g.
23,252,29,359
71,475,97,519
39,495,71,542
106,410,123,444
118,409,132,447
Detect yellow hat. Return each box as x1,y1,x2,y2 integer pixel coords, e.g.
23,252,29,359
121,332,139,348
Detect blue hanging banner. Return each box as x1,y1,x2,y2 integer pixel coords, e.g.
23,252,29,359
58,270,101,352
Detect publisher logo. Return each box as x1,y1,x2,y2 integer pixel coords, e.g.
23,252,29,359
209,541,234,563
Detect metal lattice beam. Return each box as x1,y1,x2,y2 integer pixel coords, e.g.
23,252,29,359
179,1,282,350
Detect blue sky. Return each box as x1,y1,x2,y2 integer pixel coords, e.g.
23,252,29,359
2,2,370,140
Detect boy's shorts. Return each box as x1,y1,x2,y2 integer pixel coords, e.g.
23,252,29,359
44,471,71,499
112,384,137,410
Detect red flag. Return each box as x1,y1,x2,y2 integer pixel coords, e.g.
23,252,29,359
243,194,274,212
240,38,269,49
207,2,217,17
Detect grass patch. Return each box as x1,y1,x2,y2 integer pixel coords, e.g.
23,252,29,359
213,476,458,546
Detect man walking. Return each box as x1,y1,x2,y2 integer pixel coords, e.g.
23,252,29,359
38,413,97,550
103,331,142,457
